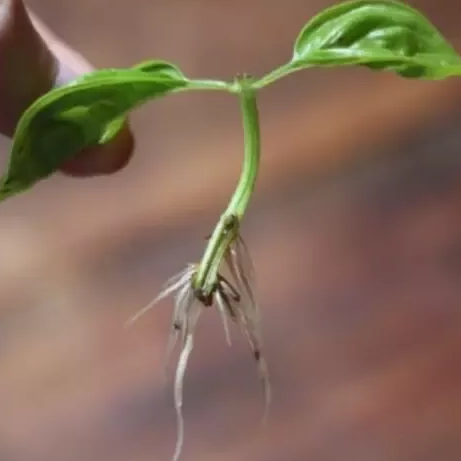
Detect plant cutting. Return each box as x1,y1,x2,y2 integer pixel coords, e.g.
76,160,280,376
2,1,461,460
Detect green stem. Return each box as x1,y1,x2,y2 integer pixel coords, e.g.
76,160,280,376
182,79,234,92
225,81,261,217
253,62,296,89
193,77,261,295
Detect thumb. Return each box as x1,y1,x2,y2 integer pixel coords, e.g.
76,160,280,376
0,0,134,176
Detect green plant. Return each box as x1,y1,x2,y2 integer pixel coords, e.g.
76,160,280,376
3,1,461,459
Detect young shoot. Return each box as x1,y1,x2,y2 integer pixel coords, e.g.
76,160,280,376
2,1,461,460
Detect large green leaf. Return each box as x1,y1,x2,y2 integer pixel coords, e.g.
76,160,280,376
250,0,461,88
0,60,188,200
291,0,461,77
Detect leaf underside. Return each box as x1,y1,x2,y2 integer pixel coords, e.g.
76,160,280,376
0,61,187,200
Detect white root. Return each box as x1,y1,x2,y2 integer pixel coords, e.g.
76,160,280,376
171,303,202,461
215,290,232,347
127,265,195,325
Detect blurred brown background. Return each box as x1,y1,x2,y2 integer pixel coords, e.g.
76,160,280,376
2,1,461,460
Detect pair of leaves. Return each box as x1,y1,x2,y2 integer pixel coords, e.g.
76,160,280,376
290,0,461,78
2,0,461,202
0,61,187,200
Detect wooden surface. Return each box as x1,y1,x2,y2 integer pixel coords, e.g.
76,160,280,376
1,1,461,461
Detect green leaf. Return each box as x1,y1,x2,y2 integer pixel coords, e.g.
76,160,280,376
0,60,188,201
291,0,461,78
254,0,461,87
